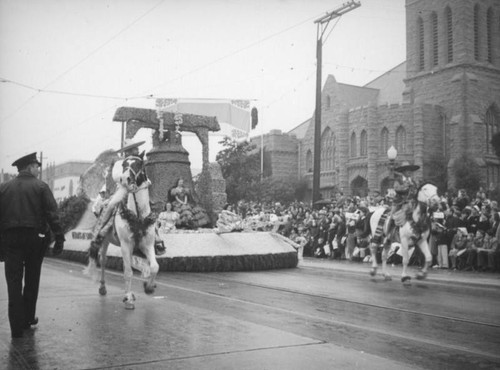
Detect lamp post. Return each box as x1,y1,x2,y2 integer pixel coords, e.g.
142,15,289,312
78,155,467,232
387,145,398,192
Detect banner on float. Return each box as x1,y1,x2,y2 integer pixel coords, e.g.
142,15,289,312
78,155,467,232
156,98,251,141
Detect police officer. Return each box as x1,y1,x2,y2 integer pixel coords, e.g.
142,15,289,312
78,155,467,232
0,152,64,338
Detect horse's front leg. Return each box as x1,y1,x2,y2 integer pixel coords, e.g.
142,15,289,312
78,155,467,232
99,243,109,296
380,243,392,281
416,231,432,280
121,243,136,310
399,224,412,283
141,233,159,295
369,242,379,277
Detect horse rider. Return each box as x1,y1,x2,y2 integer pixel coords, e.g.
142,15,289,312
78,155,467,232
386,161,422,245
91,139,166,256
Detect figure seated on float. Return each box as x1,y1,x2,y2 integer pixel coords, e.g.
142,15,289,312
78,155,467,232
168,177,210,229
215,204,244,234
157,202,180,233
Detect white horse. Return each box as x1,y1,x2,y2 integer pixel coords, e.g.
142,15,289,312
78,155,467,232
369,183,439,283
84,153,159,309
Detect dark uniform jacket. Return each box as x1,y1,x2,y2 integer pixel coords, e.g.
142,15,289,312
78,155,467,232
0,171,63,236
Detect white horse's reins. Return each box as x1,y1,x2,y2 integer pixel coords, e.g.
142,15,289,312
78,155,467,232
123,158,151,216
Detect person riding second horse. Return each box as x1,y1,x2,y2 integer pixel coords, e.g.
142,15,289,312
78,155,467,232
91,139,166,256
389,161,423,245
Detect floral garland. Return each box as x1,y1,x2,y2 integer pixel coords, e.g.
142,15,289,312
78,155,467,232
119,203,156,247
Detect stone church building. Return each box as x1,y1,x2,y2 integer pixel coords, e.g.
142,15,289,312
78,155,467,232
252,0,500,200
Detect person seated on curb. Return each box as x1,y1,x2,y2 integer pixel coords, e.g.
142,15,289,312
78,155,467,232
477,233,497,272
463,230,485,271
91,139,166,256
449,227,468,270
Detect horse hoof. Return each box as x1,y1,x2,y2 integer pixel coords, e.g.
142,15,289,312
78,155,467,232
143,281,155,295
369,267,377,277
123,293,136,309
401,275,411,283
383,274,392,281
99,286,107,296
416,271,427,280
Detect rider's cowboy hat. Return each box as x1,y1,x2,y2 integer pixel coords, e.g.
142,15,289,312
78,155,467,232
394,161,420,172
116,138,145,154
12,152,41,168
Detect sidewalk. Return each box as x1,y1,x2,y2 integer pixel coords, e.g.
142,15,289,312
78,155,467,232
299,257,500,288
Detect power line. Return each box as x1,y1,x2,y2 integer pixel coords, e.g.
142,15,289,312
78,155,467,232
0,0,165,125
133,7,343,98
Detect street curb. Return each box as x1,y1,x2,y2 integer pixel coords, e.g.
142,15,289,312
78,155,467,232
299,259,500,288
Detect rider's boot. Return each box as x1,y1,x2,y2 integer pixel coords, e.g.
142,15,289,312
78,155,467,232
154,229,166,256
89,204,115,257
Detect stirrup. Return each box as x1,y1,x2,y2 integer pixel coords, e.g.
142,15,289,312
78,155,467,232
155,240,166,256
401,275,411,283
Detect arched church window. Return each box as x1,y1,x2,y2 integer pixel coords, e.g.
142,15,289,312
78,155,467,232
381,127,389,155
431,12,438,67
396,126,407,153
332,134,336,170
445,6,453,63
350,132,357,158
321,127,332,170
474,4,480,61
417,17,425,71
485,105,499,155
487,7,494,64
326,95,331,109
306,149,313,173
360,130,367,157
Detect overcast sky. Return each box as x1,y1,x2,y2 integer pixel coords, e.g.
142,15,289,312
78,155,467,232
0,0,405,173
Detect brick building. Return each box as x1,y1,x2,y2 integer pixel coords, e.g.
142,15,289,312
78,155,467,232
42,161,93,203
253,0,500,200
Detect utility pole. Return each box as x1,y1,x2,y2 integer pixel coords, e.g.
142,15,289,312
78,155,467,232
312,1,361,205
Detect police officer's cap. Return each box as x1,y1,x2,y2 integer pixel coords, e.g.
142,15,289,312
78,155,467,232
11,152,41,168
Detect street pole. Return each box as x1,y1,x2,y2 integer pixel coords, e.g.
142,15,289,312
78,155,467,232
312,1,361,205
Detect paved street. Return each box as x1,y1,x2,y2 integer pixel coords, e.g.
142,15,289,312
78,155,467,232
1,257,500,370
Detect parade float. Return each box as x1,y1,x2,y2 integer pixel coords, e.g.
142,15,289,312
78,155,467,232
59,102,298,272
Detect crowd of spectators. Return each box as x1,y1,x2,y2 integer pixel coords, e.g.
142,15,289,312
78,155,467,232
228,187,500,273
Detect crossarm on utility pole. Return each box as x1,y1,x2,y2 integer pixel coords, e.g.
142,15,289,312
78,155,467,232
311,0,361,205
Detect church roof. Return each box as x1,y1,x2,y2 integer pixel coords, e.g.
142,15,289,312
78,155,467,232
363,61,406,105
335,82,379,108
288,117,311,139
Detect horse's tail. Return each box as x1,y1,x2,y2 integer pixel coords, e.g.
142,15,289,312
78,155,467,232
370,207,390,243
83,252,100,282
